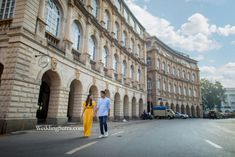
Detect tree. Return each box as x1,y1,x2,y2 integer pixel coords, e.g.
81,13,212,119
201,79,226,110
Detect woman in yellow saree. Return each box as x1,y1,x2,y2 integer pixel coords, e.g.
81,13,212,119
81,94,96,137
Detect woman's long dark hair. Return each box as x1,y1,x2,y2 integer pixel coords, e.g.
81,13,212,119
85,94,93,106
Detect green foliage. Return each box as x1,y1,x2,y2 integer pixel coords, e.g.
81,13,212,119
201,78,225,110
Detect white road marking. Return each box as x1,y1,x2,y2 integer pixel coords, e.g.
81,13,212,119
65,141,98,155
204,139,223,149
111,131,124,136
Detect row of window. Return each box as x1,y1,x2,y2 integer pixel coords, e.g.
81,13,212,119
147,57,197,82
147,79,198,97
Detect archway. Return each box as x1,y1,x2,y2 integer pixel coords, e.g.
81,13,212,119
165,102,169,109
181,105,185,114
170,103,175,112
123,95,129,119
89,85,98,102
186,105,190,116
0,63,3,86
114,93,121,120
67,80,83,122
196,106,200,118
132,97,137,119
176,104,180,112
37,70,61,124
139,99,144,116
191,106,195,118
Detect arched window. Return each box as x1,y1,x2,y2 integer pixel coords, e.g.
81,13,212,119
163,81,166,91
137,69,141,82
182,70,185,79
179,86,182,95
174,84,177,93
187,72,191,80
137,44,140,56
173,67,176,76
71,22,81,50
45,0,60,36
113,55,118,73
184,87,187,96
157,59,161,69
122,61,127,77
147,79,152,90
91,0,98,18
0,0,16,20
104,10,110,30
192,74,196,82
114,22,119,39
147,57,152,68
162,62,165,71
130,65,134,80
168,83,171,92
189,88,192,96
130,38,134,53
123,31,127,47
102,47,109,67
157,79,161,90
89,36,96,61
167,64,171,74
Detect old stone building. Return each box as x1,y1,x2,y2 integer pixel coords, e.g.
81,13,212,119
0,0,147,133
146,36,203,118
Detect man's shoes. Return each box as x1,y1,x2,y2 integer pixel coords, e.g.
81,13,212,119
104,132,109,137
98,135,104,138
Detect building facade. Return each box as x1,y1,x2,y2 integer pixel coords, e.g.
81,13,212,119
146,36,203,118
0,0,147,133
221,88,235,112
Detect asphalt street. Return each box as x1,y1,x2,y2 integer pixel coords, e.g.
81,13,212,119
0,119,235,157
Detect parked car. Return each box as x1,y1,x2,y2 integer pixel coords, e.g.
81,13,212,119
208,110,219,119
174,112,189,119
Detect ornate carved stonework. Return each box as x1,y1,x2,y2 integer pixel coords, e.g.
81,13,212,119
51,58,57,71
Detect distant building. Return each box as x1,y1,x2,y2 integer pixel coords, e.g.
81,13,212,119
221,88,235,112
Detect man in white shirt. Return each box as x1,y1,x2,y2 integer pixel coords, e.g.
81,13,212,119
95,90,111,138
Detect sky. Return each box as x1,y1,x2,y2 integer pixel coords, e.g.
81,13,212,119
125,0,235,88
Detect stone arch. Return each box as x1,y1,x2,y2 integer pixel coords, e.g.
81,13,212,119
37,70,61,124
170,103,175,112
123,95,129,119
114,92,121,120
186,105,190,116
181,105,185,114
191,105,195,118
132,97,137,119
165,102,169,109
89,85,99,102
67,79,83,122
0,63,3,86
139,98,144,116
176,104,180,112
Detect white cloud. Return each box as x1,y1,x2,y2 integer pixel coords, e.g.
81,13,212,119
200,62,235,87
231,40,235,45
126,0,235,53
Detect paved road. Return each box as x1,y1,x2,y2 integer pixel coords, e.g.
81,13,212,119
0,119,235,157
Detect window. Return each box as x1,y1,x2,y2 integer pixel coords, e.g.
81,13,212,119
179,86,182,95
91,0,98,18
173,67,176,76
104,10,110,30
167,64,170,74
130,38,134,53
123,31,127,47
114,22,119,40
0,0,15,20
174,84,177,93
89,36,96,61
189,88,192,96
147,57,152,68
157,79,161,90
122,61,127,78
147,79,152,90
45,0,60,36
182,71,185,79
130,65,134,80
137,69,141,82
137,44,140,56
178,69,180,77
187,72,190,80
194,89,197,97
168,83,171,92
162,62,165,71
71,22,81,50
157,59,161,69
184,87,187,96
113,55,118,73
163,81,166,91
102,47,109,67
192,74,196,82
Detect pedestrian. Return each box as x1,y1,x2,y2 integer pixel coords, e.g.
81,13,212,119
81,94,96,138
95,90,111,138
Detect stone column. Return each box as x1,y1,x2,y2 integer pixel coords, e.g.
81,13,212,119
107,43,114,78
80,20,91,66
36,0,47,45
95,33,104,73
